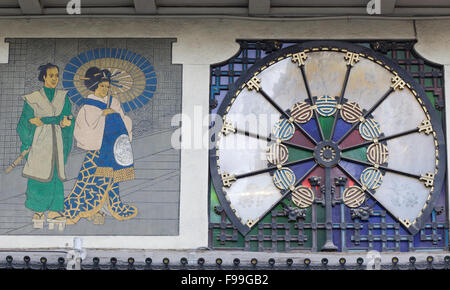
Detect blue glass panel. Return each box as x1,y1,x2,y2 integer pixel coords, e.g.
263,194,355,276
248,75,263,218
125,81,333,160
301,117,321,142
287,160,315,180
339,160,366,181
332,118,353,142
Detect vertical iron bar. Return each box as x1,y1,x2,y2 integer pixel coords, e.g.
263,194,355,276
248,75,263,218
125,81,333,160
322,167,338,251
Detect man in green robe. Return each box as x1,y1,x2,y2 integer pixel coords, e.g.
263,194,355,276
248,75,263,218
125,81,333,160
16,63,75,228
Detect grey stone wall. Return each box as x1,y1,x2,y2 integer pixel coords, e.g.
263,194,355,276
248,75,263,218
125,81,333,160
0,38,182,236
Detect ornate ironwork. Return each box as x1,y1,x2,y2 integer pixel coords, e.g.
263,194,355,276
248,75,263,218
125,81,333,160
209,40,448,252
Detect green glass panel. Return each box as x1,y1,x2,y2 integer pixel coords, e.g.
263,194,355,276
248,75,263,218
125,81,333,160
248,226,258,236
315,204,326,251
341,146,368,162
210,183,222,224
286,147,313,162
212,228,223,247
426,91,442,121
277,241,286,251
318,116,335,140
250,241,258,251
396,50,405,59
316,203,326,223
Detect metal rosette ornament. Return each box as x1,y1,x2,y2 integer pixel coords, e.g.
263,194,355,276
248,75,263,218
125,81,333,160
338,100,389,209
62,48,157,112
269,118,296,190
268,116,315,209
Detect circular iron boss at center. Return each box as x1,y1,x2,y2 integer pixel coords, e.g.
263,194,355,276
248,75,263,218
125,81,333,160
314,141,341,167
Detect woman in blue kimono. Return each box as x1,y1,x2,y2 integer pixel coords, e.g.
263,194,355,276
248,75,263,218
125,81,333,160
63,67,137,225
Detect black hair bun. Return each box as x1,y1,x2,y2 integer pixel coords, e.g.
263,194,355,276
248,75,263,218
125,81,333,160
84,66,112,91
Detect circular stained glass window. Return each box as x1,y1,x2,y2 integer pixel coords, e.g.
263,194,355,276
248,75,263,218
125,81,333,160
210,41,446,240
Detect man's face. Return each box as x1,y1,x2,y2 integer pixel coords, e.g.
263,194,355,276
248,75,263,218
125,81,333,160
43,67,59,88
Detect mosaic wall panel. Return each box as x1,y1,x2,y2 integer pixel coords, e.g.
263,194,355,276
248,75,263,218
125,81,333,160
0,38,182,236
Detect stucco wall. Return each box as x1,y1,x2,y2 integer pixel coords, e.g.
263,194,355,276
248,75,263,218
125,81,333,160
0,17,447,250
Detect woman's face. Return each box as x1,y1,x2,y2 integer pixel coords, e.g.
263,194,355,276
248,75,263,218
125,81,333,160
95,81,110,98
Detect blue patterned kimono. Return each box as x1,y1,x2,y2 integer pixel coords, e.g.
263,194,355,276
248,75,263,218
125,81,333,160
63,96,137,225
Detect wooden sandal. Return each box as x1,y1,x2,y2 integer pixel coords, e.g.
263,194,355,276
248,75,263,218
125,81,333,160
87,211,106,225
47,212,66,231
32,212,45,229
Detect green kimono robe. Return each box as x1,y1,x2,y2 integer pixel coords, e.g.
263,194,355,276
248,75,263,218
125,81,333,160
17,87,75,212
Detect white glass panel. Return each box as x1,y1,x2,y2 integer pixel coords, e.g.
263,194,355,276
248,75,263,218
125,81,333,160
386,133,436,176
224,173,282,224
258,58,308,110
345,57,394,110
304,51,348,98
372,88,425,136
374,172,430,222
218,133,269,175
227,89,280,137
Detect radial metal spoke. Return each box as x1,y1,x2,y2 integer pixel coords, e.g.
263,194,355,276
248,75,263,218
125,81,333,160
340,156,421,180
300,65,325,141
249,162,319,228
258,88,318,145
337,87,395,145
337,163,406,225
329,65,352,142
340,128,419,152
235,128,272,142
322,166,338,251
235,156,315,180
235,128,315,152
